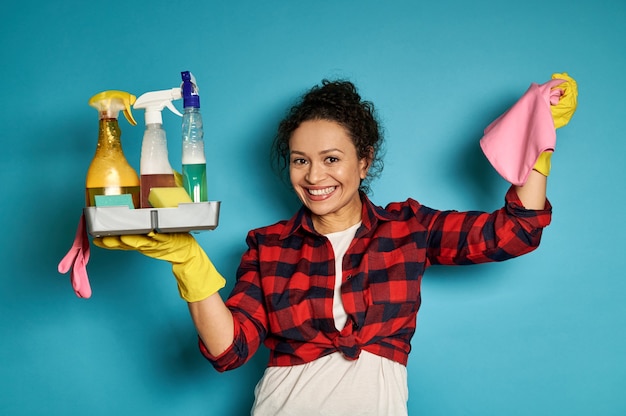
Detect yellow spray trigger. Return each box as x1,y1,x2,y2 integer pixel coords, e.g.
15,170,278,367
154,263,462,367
122,94,137,126
88,90,137,125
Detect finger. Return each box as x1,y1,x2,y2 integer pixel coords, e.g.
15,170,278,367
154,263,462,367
119,234,157,249
93,236,134,250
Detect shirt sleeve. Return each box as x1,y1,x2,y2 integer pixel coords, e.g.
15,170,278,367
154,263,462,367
425,186,552,265
199,230,269,372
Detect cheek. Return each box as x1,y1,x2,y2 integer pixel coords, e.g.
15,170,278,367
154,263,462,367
289,167,300,187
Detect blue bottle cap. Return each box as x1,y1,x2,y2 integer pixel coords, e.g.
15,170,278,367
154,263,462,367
181,71,200,108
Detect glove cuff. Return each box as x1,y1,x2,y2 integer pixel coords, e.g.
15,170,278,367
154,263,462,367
172,249,226,302
533,151,553,177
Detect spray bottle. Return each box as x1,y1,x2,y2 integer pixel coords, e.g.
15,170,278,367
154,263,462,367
86,90,140,208
133,88,183,208
181,71,207,202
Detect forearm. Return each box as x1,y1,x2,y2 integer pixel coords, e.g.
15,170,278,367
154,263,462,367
513,169,547,210
187,293,234,357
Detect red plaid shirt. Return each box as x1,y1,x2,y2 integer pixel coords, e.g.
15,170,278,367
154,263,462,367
201,187,551,371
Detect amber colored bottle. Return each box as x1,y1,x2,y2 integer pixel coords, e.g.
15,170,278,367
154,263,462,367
85,90,140,208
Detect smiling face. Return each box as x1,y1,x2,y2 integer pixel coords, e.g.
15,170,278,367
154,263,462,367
289,119,370,234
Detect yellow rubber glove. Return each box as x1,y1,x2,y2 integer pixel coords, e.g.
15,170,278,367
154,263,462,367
551,72,578,128
93,232,225,302
533,151,553,176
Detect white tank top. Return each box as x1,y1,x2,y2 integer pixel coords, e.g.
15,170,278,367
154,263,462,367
250,223,409,415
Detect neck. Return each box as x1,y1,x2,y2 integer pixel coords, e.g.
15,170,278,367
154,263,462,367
311,201,363,235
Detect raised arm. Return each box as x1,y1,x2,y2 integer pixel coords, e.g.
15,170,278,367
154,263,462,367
481,73,577,210
513,160,548,209
516,73,577,209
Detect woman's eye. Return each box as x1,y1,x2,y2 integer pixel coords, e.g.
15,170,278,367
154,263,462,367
325,156,339,164
291,158,307,165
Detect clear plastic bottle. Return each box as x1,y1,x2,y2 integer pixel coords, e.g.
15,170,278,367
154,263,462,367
139,124,177,207
85,90,140,208
181,71,207,202
134,88,182,207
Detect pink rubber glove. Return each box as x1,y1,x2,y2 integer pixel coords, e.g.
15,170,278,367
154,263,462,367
479,78,566,186
58,213,92,298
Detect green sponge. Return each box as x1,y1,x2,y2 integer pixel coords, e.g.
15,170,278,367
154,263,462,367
94,194,135,209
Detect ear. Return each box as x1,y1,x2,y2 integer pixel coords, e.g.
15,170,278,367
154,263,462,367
359,146,374,180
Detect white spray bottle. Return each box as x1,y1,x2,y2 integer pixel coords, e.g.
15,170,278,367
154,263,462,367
133,88,183,208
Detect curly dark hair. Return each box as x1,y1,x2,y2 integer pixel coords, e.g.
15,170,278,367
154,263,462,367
271,79,385,194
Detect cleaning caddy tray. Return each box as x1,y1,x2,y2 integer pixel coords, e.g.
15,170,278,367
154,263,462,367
84,202,221,237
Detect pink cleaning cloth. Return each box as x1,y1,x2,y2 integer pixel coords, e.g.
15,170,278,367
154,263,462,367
480,79,565,185
58,213,92,298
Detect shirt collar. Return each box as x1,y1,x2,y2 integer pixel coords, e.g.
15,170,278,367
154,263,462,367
279,192,394,240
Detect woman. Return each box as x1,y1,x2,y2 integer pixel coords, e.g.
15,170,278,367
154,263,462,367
95,79,569,415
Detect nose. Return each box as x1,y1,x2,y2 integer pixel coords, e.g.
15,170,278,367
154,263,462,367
305,161,325,184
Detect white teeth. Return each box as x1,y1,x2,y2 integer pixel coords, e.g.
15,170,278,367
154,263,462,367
309,187,335,196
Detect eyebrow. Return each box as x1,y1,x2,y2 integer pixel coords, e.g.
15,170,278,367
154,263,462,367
290,148,345,156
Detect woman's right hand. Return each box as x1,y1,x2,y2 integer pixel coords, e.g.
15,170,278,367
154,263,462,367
93,232,226,302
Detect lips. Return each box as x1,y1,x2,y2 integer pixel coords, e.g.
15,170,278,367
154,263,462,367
308,186,336,196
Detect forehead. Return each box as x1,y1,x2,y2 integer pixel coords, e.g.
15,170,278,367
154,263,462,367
289,119,355,153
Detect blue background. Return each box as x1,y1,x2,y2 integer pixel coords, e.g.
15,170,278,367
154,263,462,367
1,1,624,415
